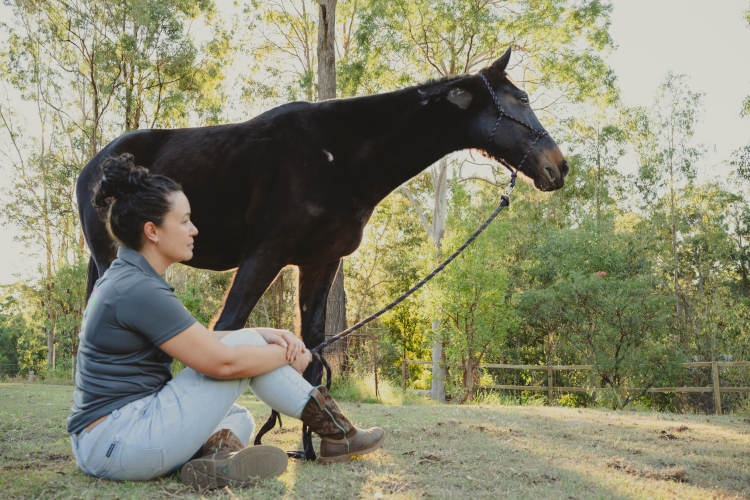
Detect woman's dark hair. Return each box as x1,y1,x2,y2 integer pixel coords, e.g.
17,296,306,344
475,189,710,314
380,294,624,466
92,153,182,250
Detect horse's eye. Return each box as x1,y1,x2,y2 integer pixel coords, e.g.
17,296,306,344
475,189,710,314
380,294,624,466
519,94,529,104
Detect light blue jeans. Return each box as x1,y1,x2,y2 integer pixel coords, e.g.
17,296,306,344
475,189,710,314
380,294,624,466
69,329,314,480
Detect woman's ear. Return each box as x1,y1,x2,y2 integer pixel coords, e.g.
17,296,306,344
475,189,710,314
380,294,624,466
143,221,159,245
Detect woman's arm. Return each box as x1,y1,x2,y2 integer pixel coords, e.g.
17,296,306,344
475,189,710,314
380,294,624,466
160,322,308,379
211,327,306,363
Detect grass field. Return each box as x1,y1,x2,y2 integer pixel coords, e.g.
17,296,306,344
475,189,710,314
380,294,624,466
1,382,749,499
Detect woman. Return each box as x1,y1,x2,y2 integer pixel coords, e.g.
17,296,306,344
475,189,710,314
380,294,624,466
67,153,384,490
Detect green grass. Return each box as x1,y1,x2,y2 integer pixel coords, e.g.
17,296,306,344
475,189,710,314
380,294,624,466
329,372,432,406
1,383,749,499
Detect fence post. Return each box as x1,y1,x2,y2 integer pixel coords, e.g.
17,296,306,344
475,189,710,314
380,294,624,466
402,359,407,392
712,360,722,415
547,365,553,405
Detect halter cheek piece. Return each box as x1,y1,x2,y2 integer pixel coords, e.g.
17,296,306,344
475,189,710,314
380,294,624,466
478,71,549,173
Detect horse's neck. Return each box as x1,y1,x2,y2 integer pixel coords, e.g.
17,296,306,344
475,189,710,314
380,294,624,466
320,90,469,205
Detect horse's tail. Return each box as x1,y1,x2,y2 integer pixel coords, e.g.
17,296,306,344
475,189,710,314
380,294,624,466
85,257,98,303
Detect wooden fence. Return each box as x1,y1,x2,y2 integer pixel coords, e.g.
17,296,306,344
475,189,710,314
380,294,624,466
401,359,750,415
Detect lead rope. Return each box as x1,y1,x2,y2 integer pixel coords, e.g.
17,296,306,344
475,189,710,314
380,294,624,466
255,70,541,460
254,168,516,459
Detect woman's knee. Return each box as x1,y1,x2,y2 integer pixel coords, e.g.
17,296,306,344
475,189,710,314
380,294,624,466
219,328,267,348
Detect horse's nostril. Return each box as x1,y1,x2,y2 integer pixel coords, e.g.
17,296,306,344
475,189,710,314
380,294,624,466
544,165,557,184
560,159,569,177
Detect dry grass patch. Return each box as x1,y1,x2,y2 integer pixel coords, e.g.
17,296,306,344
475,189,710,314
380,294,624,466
1,383,749,499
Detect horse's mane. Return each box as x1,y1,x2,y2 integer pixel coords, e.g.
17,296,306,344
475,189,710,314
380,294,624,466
418,74,466,88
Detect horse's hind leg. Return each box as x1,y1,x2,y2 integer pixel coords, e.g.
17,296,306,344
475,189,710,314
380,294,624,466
84,225,117,303
85,257,99,301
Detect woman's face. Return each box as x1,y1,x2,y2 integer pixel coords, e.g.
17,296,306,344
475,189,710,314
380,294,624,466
154,191,199,263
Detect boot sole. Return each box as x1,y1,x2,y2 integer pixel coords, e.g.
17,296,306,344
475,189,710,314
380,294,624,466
318,432,386,464
181,445,288,490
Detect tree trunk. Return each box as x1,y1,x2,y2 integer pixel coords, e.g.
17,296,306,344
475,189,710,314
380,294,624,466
317,0,348,368
325,261,348,371
430,319,445,401
669,124,681,328
316,0,336,101
325,262,347,335
430,158,449,402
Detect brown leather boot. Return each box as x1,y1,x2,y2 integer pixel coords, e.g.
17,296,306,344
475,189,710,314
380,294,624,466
180,429,288,490
300,386,385,464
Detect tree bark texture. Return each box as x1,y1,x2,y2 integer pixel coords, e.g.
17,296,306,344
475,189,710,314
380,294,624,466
316,0,337,101
317,0,348,369
430,158,448,402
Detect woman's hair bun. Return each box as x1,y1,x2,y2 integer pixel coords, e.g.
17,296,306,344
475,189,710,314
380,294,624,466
89,152,182,249
92,153,151,219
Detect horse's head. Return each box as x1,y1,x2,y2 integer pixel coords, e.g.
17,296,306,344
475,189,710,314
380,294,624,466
427,46,568,191
476,47,567,190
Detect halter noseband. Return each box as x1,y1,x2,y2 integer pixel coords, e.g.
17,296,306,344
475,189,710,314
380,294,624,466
478,71,548,173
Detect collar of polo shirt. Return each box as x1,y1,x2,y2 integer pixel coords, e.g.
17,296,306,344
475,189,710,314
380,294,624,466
117,246,176,291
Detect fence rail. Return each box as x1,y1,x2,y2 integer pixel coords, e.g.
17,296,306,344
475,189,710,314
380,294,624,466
401,360,750,415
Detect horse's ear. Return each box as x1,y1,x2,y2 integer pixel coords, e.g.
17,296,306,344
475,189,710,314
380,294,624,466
486,45,512,77
419,86,473,109
446,88,473,110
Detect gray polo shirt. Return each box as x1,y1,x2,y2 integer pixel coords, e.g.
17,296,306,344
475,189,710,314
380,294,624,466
67,246,197,434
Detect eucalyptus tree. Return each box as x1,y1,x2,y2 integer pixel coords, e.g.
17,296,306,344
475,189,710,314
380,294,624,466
0,0,229,369
314,0,351,352
0,11,82,367
244,0,319,102
675,184,742,361
628,73,704,326
557,112,626,225
729,147,750,296
353,0,617,399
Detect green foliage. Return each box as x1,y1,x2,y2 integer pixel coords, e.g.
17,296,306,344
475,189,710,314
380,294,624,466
0,295,25,376
1,0,749,414
559,114,627,223
628,73,704,208
379,302,430,385
519,226,681,408
329,372,382,404
15,321,47,377
731,146,750,184
46,259,88,360
169,265,232,326
424,183,520,401
346,192,431,382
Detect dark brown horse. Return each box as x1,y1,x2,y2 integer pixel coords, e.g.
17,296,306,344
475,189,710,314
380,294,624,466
77,47,567,355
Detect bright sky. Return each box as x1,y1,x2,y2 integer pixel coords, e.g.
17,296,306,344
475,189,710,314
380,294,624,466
1,0,749,285
608,0,750,177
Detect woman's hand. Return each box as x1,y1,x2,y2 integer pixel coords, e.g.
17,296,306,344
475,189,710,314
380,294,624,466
291,347,313,374
258,329,307,363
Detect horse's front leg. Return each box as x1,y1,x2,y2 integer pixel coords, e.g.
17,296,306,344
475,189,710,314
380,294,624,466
297,260,343,385
297,260,342,349
212,249,286,331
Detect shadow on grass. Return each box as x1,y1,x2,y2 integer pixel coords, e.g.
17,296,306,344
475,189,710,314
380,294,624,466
2,383,749,499
424,405,750,498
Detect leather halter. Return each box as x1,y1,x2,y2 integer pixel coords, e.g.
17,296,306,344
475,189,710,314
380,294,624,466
478,71,548,172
